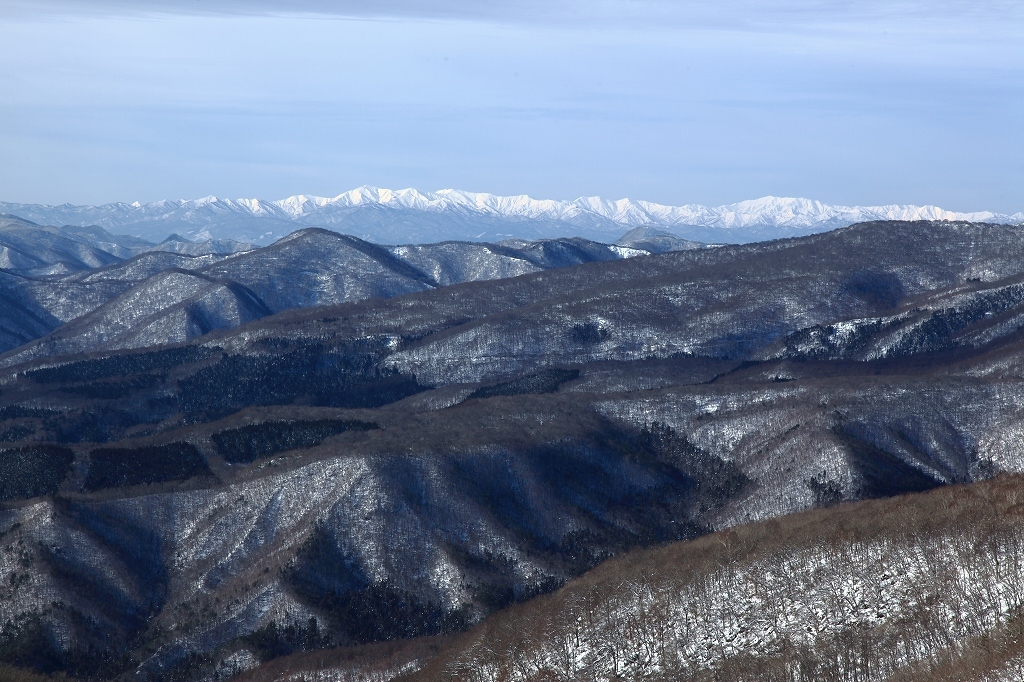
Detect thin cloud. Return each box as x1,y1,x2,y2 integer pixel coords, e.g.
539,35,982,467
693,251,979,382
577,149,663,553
5,0,1021,29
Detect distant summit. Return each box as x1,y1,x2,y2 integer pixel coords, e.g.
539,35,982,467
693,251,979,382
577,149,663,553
147,233,254,256
1,188,1020,245
616,226,706,253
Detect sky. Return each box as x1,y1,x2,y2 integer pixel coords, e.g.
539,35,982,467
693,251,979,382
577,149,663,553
0,1,1021,212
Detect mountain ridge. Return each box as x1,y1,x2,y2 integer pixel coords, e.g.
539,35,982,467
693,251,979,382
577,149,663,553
3,188,1020,245
0,225,659,362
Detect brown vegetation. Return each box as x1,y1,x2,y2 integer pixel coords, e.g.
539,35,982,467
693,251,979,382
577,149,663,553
401,475,1024,682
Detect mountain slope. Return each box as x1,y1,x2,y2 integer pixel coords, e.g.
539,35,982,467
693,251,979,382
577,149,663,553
0,230,651,362
1,269,273,364
0,251,237,357
404,475,1024,682
0,271,60,352
374,221,1024,384
0,220,258,355
0,216,128,276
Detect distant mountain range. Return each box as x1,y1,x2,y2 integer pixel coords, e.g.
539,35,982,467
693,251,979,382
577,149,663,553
4,187,1021,245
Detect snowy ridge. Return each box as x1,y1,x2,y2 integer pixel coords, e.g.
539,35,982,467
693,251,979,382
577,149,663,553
2,188,1020,245
272,187,1023,229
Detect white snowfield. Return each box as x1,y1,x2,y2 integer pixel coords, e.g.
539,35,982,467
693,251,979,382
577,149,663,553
3,188,1021,245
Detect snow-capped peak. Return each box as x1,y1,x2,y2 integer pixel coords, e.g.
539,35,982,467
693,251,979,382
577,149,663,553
262,189,1022,230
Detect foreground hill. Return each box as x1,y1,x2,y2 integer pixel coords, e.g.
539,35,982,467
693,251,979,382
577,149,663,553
398,475,1024,681
2,220,1024,679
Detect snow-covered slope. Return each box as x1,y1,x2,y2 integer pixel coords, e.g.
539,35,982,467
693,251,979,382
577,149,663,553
4,189,1020,245
0,231,651,361
409,477,1024,682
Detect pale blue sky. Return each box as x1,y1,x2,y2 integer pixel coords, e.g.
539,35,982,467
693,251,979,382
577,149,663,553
0,1,1021,212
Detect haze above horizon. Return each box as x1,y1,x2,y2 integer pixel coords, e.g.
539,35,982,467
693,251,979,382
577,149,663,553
1,0,1021,214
